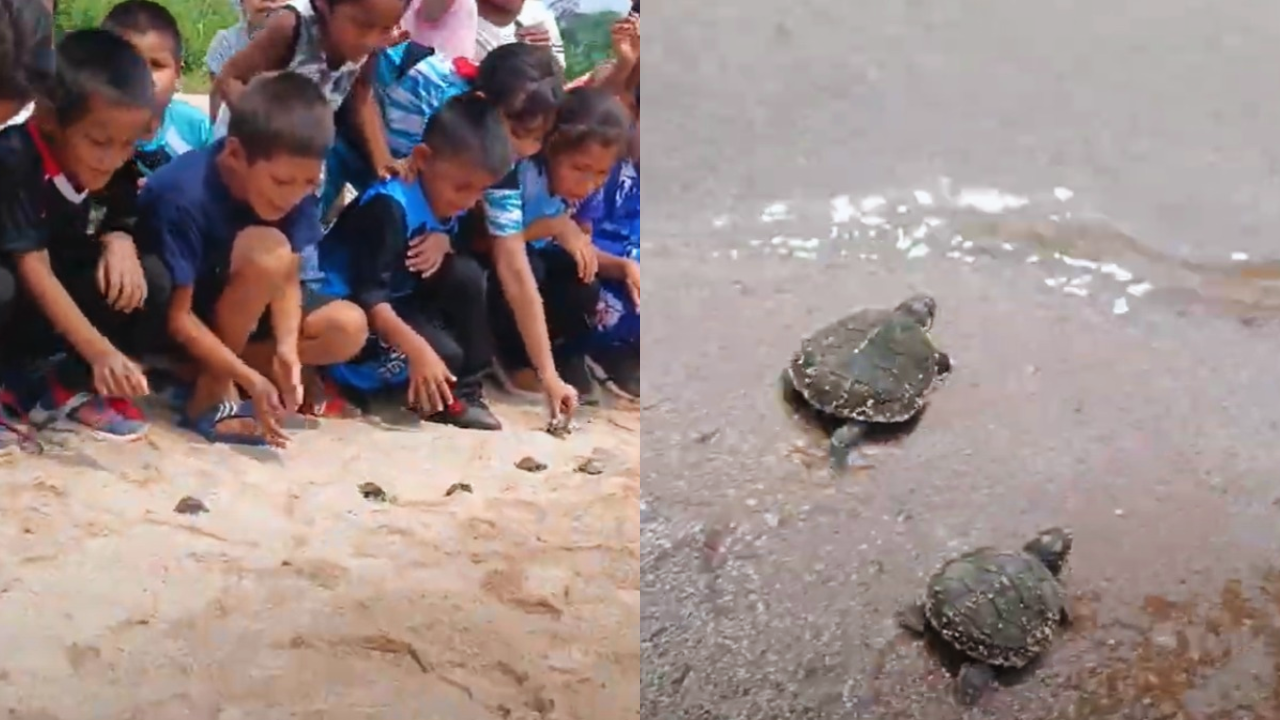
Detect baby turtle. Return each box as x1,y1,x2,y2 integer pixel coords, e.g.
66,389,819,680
898,527,1073,706
781,293,951,469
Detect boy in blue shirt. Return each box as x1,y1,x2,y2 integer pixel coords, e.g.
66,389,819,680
101,1,213,176
138,73,368,448
317,93,514,430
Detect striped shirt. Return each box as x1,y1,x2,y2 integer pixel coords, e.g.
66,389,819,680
374,43,473,159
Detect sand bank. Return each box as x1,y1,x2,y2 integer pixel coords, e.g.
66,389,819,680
0,396,639,719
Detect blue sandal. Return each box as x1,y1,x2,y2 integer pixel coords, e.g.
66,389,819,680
181,400,269,447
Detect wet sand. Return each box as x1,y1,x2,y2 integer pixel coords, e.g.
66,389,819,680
0,397,639,719
643,0,1280,717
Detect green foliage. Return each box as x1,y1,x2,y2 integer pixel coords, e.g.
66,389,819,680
561,11,621,81
55,0,238,88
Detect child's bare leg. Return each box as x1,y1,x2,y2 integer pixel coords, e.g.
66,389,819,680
242,295,367,410
188,227,294,431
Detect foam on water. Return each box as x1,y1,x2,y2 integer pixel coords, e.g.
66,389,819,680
703,180,1280,323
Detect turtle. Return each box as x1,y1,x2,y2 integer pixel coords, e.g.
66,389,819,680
897,527,1074,706
780,293,951,469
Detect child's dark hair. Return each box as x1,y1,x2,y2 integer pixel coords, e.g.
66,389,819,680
228,72,334,163
47,29,154,127
547,86,630,156
101,0,184,63
0,0,55,103
474,43,563,130
421,93,514,179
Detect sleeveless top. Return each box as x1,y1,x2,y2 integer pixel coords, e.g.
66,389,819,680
213,0,365,138
318,178,457,393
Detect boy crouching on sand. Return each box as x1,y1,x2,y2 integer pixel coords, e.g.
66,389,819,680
0,30,171,442
137,73,367,448
317,93,512,431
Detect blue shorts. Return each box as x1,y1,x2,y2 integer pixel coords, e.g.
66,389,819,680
592,234,639,350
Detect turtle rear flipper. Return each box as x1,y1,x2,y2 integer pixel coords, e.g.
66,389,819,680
896,601,928,634
957,662,996,706
829,421,872,471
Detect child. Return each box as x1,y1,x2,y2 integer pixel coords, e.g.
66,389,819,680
325,40,560,215
102,0,214,175
401,0,477,60
0,29,172,443
475,0,564,71
0,0,55,128
317,93,513,429
205,0,281,125
484,86,631,412
212,0,406,141
137,73,368,448
583,84,640,400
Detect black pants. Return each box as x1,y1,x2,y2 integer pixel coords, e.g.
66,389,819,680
487,244,601,370
394,253,493,397
0,253,173,386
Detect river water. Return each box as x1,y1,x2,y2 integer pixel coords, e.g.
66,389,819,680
642,1,1280,718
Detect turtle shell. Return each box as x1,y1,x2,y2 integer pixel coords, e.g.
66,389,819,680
788,308,941,422
923,547,1066,668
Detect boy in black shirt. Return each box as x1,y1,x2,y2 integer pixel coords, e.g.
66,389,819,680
318,93,513,430
0,29,171,442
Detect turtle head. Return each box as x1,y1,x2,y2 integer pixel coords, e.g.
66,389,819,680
1023,527,1073,576
895,294,937,330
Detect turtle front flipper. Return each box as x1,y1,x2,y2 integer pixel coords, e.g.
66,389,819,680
896,601,928,634
829,422,872,470
957,662,996,706
934,351,953,378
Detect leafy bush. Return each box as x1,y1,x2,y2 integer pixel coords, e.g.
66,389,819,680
55,0,239,88
561,11,621,81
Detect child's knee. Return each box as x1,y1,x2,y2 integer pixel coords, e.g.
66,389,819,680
228,227,294,280
305,299,368,361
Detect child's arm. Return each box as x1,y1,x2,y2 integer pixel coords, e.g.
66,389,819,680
213,11,298,112
491,235,558,380
154,206,263,389
599,17,639,97
0,184,119,368
347,62,398,179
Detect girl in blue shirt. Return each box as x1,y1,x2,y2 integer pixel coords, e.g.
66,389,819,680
481,86,632,409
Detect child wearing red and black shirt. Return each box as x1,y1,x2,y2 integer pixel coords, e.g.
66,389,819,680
0,29,172,447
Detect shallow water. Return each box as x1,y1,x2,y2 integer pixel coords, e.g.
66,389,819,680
643,0,1280,716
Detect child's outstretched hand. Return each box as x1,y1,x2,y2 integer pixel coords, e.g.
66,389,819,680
554,227,598,282
405,231,452,277
97,233,147,313
611,17,639,66
378,156,417,182
88,347,149,398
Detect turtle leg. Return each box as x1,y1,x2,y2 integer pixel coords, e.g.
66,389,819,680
957,662,996,706
829,421,871,470
895,601,928,635
934,351,953,378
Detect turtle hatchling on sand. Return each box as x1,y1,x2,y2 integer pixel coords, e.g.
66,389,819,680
781,293,951,469
897,527,1073,706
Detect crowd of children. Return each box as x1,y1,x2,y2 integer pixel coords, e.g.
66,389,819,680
0,0,640,454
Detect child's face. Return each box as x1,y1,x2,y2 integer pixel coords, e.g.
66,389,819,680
224,141,324,220
414,147,497,219
506,115,551,160
44,96,152,191
324,0,405,64
121,30,179,117
548,141,619,203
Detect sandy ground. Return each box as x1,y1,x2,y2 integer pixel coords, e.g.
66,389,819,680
0,392,638,719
